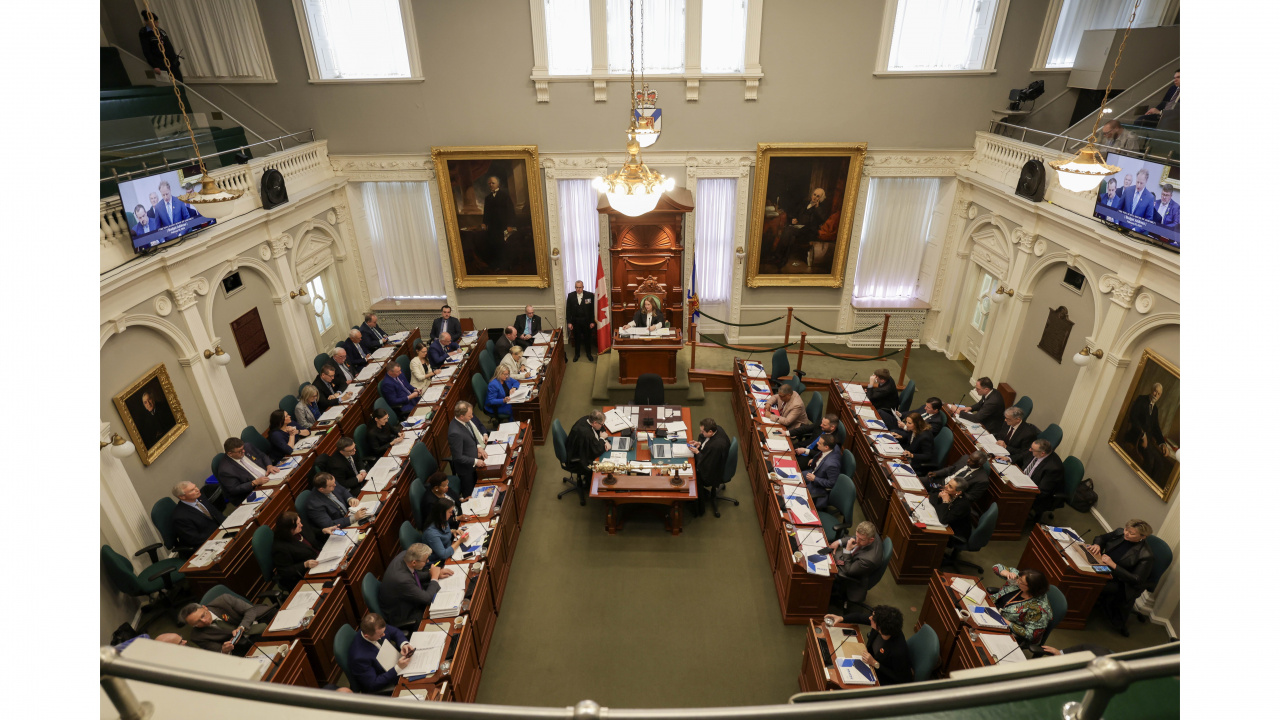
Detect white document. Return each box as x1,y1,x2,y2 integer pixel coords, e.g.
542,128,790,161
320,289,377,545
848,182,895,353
837,658,877,685
998,464,1039,490
399,631,448,675
874,440,904,457
461,493,494,517
368,457,402,488
765,437,791,453
978,632,1026,664
508,384,533,403
855,405,879,420
604,409,632,433
187,537,233,568
608,451,629,463
356,363,383,382
978,435,1010,457
906,496,945,528
267,605,312,632
438,564,470,593
422,385,446,404
355,498,381,518
222,501,262,529
672,444,693,458
309,534,353,574
370,347,395,361
317,405,344,423
388,331,411,343
484,450,507,467
342,383,365,402
390,438,415,458
745,362,766,378
293,434,322,454
428,589,466,619
525,345,547,359
896,475,925,493
842,383,868,402
785,495,819,524
376,640,402,674
491,422,521,445
434,366,457,380
533,332,552,344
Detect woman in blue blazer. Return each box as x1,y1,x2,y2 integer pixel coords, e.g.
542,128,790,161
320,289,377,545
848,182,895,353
267,409,300,463
485,365,520,420
421,496,466,564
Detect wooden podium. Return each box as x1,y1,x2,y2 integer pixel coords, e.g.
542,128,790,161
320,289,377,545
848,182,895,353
615,327,682,384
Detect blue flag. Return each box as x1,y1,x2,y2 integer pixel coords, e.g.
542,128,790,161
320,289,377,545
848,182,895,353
688,252,700,323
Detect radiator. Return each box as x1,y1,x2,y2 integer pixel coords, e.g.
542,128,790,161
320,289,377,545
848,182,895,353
848,308,927,349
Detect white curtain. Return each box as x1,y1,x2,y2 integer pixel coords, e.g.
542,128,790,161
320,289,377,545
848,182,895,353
1045,0,1171,68
546,0,593,75
694,178,736,303
608,0,685,74
852,178,941,299
888,0,998,71
701,0,747,72
146,0,274,79
557,180,602,297
356,182,447,299
302,0,411,79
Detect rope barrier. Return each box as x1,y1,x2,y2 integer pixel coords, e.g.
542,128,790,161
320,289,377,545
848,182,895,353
793,316,883,336
698,334,796,354
807,343,903,363
694,310,784,328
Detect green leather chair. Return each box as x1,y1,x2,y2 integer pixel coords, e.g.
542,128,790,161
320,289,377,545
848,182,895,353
151,498,196,557
373,398,399,425
101,544,186,624
819,474,856,539
898,379,916,414
834,420,848,447
279,395,298,414
907,624,940,681
361,573,384,618
848,538,894,616
399,520,420,554
769,347,790,391
210,453,227,477
553,418,587,504
448,475,462,497
241,425,270,454
333,625,357,684
1038,423,1063,449
294,490,313,524
471,372,499,428
840,449,856,478
804,393,824,427
485,339,495,358
785,375,806,394
353,424,372,462
1014,395,1034,421
409,478,427,529
397,354,411,378
1041,585,1069,647
479,351,497,384
932,427,954,468
942,502,998,576
1046,455,1085,521
710,437,741,516
314,353,333,374
200,584,251,606
410,444,438,481
251,526,275,589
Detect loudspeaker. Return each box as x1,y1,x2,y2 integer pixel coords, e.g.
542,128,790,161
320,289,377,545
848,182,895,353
1015,159,1047,202
260,168,289,210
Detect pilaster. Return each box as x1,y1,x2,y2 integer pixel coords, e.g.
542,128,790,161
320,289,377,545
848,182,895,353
101,421,166,570
169,279,245,437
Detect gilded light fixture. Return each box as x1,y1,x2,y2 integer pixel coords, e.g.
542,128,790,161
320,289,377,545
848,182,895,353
990,285,1016,303
1072,346,1106,366
203,345,233,366
101,432,136,459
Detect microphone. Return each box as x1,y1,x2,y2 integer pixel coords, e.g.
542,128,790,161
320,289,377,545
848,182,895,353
951,578,980,612
992,641,1025,665
831,625,858,658
402,684,425,701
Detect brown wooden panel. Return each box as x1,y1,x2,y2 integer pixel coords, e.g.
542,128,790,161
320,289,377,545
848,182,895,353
230,307,270,366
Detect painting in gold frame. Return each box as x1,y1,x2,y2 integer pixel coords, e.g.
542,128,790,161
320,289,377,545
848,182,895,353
745,142,867,287
112,363,188,466
1108,349,1180,501
432,145,550,288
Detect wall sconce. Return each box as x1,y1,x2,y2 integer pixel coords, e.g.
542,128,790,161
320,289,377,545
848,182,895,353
734,246,746,261
288,287,310,305
550,247,561,266
1072,346,1105,366
990,285,1015,304
204,345,233,366
100,432,136,459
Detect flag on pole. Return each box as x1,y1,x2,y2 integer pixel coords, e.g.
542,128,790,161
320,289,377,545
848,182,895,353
688,252,700,327
595,255,612,353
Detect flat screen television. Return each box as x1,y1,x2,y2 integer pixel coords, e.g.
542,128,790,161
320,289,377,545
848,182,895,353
1092,152,1180,251
117,166,216,253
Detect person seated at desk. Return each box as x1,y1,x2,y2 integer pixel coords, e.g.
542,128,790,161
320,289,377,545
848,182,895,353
272,510,333,592
170,480,225,551
892,413,936,475
294,384,322,432
498,345,532,381
409,343,440,391
216,437,279,506
822,605,913,686
1017,439,1064,522
313,366,346,412
379,544,454,631
379,364,420,419
995,406,1038,457
763,383,807,431
368,408,406,458
348,612,415,694
865,369,900,413
689,417,730,518
495,326,516,362
988,565,1053,645
880,397,945,436
448,401,490,498
304,472,369,529
420,471,462,532
946,377,1006,435
930,476,972,538
924,451,990,504
428,332,458,370
421,497,469,564
180,595,274,656
567,409,610,467
340,329,371,372
622,296,665,332
329,348,356,387
359,312,390,353
322,437,367,492
795,414,841,470
803,433,841,509
513,305,543,349
486,366,521,420
1085,519,1155,637
429,304,462,342
826,520,884,608
266,409,305,463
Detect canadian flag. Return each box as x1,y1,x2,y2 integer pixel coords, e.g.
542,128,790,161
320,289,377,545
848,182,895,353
595,255,611,353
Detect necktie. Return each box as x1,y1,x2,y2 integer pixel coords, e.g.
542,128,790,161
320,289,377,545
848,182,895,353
328,492,346,512
1026,457,1042,476
1007,426,1015,440
412,569,422,589
469,420,484,446
525,318,531,335
197,502,211,519
347,456,357,474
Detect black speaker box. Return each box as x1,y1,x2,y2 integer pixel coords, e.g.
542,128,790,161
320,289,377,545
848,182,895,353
1015,159,1047,202
260,168,289,210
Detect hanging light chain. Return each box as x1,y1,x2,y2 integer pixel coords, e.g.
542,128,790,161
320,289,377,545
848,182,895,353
1087,0,1143,144
142,0,209,178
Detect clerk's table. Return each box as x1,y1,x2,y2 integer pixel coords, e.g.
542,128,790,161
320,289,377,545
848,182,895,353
589,404,697,534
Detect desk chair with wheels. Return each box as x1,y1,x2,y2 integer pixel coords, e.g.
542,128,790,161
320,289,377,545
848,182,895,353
941,502,998,576
840,449,856,478
479,352,497,384
932,427,954,469
898,380,916,414
1045,455,1084,522
769,348,790,391
804,394,824,430
907,623,940,681
819,474,856,540
361,573,385,618
373,398,400,426
470,373,502,428
101,544,187,630
485,339,495,363
553,419,589,505
633,374,664,405
710,436,741,517
1014,395,1034,422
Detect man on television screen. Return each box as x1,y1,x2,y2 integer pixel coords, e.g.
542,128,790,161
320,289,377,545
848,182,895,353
148,191,161,222
1154,184,1179,231
153,179,203,227
132,204,158,237
1120,169,1156,224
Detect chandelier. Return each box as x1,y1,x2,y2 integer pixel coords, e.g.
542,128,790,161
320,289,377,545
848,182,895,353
1048,0,1143,193
593,0,674,216
143,0,244,218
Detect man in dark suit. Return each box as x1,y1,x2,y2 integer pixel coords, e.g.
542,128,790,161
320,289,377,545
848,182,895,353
379,364,420,418
930,476,973,539
328,351,355,389
322,438,367,492
565,280,596,362
924,451,990,504
180,594,274,655
827,520,884,606
347,612,415,693
152,180,202,227
131,204,159,237
360,313,390,353
995,407,1039,457
312,365,345,412
482,175,518,272
689,417,731,518
794,414,841,469
427,332,458,370
494,327,516,362
304,473,368,529
216,438,279,506
429,305,462,341
448,402,489,498
135,389,177,448
340,329,371,373
1019,440,1065,520
512,306,543,349
804,434,841,509
1122,383,1172,479
1135,70,1178,127
1153,184,1179,230
879,397,945,436
772,187,830,267
139,10,184,82
949,377,1006,435
1097,178,1126,224
1120,169,1157,223
379,545,451,630
170,481,225,551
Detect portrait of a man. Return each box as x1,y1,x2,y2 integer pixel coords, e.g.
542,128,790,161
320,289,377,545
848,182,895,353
1109,350,1180,500
113,363,188,465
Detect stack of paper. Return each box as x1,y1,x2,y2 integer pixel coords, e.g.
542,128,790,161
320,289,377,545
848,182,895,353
837,658,877,685
977,434,1010,457
508,385,534,404
855,405,879,420
842,383,868,402
293,434,322,454
398,630,448,675
268,458,298,483
483,449,507,467
367,457,402,490
310,534,354,574
604,409,633,433
428,590,466,619
745,362,766,378
491,422,521,445
797,527,831,576
905,495,945,528
452,522,489,560
267,604,312,632
390,438,415,458
317,405,344,424
533,332,552,343
978,632,1026,664
445,350,464,364
998,464,1039,490
356,363,383,382
525,345,546,359
874,439,905,457
895,475,925,493
957,419,987,437
422,385,446,404
354,498,381,518
863,418,888,431
784,494,820,525
672,443,693,458
370,347,395,361
749,380,771,394
462,488,497,517
433,366,457,381
765,437,791,453
388,331,411,343
342,383,365,401
222,499,265,529
187,537,233,568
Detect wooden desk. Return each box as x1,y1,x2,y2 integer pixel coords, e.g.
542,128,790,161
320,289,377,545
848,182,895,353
393,681,450,703
1017,524,1104,630
261,580,357,685
589,405,696,534
883,490,954,585
915,570,1014,675
333,330,420,439
943,417,1040,541
948,628,1016,675
798,621,880,692
306,525,386,618
246,639,318,687
402,617,482,703
391,620,464,700
509,330,565,445
614,329,683,384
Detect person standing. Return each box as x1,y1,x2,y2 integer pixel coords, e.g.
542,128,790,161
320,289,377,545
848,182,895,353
139,10,183,83
448,402,489,498
565,280,596,362
482,176,517,273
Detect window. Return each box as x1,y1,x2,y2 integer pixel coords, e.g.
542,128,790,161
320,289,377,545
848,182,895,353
877,0,1010,75
305,274,334,335
141,0,275,82
693,178,737,303
545,0,593,75
356,182,448,300
971,272,995,332
1038,0,1172,70
293,0,421,82
607,0,685,74
701,0,748,73
851,177,942,300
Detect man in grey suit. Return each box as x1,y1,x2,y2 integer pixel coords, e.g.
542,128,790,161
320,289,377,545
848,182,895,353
378,544,453,630
448,401,488,498
180,594,274,655
304,473,368,530
827,520,885,607
215,437,279,506
924,450,990,504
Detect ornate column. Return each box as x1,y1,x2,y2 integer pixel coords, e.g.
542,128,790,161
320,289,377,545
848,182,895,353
331,200,376,324
268,233,318,381
101,421,166,569
980,228,1041,383
167,279,245,437
543,160,567,327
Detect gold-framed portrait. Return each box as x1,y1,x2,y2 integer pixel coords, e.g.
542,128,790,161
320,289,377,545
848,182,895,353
1108,349,1180,501
432,145,550,288
112,363,188,466
745,142,867,287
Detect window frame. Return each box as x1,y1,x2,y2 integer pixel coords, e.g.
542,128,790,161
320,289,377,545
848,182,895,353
529,0,764,102
873,0,1012,77
1028,0,1180,72
290,0,424,84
